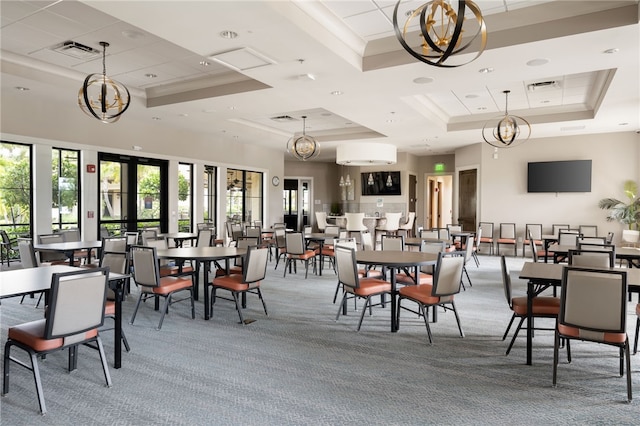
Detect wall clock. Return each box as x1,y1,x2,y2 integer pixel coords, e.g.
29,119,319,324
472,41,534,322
271,176,280,186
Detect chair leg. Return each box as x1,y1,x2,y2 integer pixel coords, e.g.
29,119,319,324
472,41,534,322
336,294,348,321
129,293,145,325
419,304,433,344
552,331,560,387
356,297,371,331
506,317,526,355
256,288,268,316
634,317,639,355
95,336,113,388
450,302,464,337
232,291,245,324
502,314,517,340
625,340,632,402
157,295,171,330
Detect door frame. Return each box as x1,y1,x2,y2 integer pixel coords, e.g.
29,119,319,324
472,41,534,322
424,173,454,230
454,164,479,231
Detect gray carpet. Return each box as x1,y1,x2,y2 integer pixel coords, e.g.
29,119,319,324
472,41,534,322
1,254,638,425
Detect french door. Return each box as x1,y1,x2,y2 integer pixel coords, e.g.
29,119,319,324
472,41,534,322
98,153,168,233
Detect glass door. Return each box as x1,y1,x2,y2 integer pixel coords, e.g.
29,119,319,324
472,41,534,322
99,153,168,234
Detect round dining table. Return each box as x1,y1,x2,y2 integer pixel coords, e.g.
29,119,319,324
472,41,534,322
33,240,102,266
355,250,439,332
158,232,198,248
156,246,246,320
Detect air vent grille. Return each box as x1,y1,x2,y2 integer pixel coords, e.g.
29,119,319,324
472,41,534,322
527,80,560,91
270,115,297,122
51,41,100,59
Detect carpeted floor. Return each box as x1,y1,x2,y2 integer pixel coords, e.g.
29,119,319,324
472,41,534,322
1,254,638,425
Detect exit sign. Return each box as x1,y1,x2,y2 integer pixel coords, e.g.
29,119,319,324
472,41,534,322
434,163,445,172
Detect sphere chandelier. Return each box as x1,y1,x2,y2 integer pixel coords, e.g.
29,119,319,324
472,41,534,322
392,0,487,68
482,90,531,148
78,42,130,123
286,116,320,161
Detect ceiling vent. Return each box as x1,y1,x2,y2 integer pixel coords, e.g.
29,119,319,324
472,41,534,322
51,41,100,59
270,115,297,123
527,80,560,92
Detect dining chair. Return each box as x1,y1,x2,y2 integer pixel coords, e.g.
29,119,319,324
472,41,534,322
102,236,127,252
99,250,131,352
0,230,18,267
37,233,68,264
125,231,139,247
552,266,631,402
522,224,543,258
500,255,560,356
227,236,259,275
283,232,316,279
273,227,287,270
497,223,517,256
471,226,481,266
196,228,213,247
144,238,194,278
3,268,112,414
334,245,391,331
396,252,465,344
398,212,416,237
140,229,158,245
478,222,495,255
527,230,547,262
17,239,44,307
129,245,195,330
568,249,615,268
315,211,328,232
381,234,405,251
396,240,444,286
634,303,640,355
552,224,570,238
374,212,402,244
578,225,598,237
419,229,439,239
459,236,475,290
209,246,269,324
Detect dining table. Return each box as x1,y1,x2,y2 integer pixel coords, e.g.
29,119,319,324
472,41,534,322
518,262,640,365
546,244,640,267
355,250,439,332
158,232,198,248
155,246,246,320
0,264,130,369
405,237,452,249
33,240,102,266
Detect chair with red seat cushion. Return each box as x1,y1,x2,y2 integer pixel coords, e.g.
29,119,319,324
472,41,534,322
397,252,465,344
478,222,495,255
396,240,444,286
334,245,391,331
129,245,195,330
209,246,269,324
284,232,316,279
497,223,517,256
500,255,560,356
2,268,112,414
553,266,631,402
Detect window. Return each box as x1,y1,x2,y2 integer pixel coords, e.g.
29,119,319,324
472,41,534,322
0,141,32,238
203,165,217,227
52,147,80,231
178,163,192,232
226,169,263,224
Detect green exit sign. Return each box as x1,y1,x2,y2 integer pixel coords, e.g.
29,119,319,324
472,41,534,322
434,163,445,172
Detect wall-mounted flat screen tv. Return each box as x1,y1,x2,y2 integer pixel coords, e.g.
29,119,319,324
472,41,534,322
361,171,401,196
527,160,592,193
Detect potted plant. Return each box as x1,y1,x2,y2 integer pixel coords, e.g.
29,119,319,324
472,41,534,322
598,180,640,244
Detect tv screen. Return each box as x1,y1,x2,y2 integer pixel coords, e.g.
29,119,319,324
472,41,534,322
361,171,401,196
527,160,592,193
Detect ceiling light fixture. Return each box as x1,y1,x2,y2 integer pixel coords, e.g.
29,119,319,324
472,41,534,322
482,90,530,148
393,0,487,68
286,116,320,161
78,42,130,124
336,143,397,166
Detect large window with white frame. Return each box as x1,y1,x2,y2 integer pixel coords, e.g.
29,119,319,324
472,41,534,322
226,168,263,225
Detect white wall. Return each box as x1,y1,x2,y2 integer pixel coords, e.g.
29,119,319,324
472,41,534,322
476,131,639,245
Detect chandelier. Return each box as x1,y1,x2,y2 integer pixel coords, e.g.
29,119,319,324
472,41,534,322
482,90,531,148
392,0,487,68
286,116,320,161
78,42,130,123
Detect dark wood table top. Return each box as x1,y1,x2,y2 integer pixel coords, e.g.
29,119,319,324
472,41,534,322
356,250,438,266
156,246,245,260
519,261,640,288
33,240,102,251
